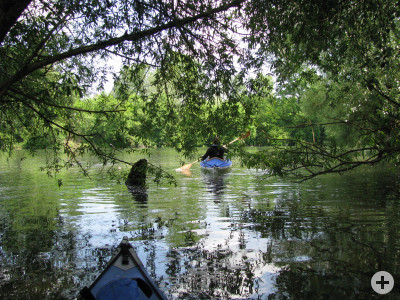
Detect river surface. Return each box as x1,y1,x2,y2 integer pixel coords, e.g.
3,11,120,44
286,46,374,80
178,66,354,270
0,149,399,299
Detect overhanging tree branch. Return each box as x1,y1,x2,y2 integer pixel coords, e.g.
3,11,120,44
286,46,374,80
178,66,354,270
9,87,126,114
0,0,245,97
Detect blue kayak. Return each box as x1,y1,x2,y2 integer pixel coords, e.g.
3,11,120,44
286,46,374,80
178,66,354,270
200,158,232,170
79,237,167,300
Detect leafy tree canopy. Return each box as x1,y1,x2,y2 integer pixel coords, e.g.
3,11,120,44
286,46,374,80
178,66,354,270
242,0,400,180
1,0,399,182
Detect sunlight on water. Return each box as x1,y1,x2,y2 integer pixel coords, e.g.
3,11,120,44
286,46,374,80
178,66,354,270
1,149,400,299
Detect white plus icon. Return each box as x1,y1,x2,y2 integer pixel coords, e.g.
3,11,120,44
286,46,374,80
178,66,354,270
371,271,394,295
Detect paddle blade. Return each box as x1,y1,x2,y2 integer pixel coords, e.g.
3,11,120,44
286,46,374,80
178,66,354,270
176,160,198,172
226,131,251,146
176,164,193,171
241,130,251,139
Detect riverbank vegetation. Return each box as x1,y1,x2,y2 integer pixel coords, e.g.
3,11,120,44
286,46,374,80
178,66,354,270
1,0,399,181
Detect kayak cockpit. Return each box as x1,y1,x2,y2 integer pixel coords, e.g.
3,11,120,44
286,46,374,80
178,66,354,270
200,157,232,170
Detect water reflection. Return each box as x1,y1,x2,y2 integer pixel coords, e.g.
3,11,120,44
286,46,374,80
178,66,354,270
177,168,192,177
1,151,400,299
126,185,148,203
201,169,230,202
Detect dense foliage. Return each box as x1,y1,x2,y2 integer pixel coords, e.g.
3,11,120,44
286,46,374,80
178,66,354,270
1,0,399,181
241,0,400,180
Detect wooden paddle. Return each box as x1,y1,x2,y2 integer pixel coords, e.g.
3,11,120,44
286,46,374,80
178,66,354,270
176,131,250,172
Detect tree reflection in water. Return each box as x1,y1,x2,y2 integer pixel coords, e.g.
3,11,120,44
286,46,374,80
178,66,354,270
1,151,400,299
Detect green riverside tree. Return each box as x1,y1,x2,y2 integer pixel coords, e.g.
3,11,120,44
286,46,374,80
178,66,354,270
241,0,400,180
1,0,400,181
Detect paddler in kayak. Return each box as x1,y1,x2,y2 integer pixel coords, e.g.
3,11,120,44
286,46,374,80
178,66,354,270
202,136,228,161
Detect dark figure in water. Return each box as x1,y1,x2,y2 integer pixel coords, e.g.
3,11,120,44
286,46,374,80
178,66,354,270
126,159,147,186
126,159,148,202
202,136,227,160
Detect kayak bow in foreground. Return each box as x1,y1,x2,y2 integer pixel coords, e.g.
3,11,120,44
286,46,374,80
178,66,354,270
79,237,167,300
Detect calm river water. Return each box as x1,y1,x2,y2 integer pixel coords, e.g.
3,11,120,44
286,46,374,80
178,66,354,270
0,149,399,299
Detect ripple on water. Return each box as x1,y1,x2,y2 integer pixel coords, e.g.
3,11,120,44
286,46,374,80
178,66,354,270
1,152,400,299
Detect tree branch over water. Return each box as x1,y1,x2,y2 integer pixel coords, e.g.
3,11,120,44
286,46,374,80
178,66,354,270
1,0,400,182
0,0,245,96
